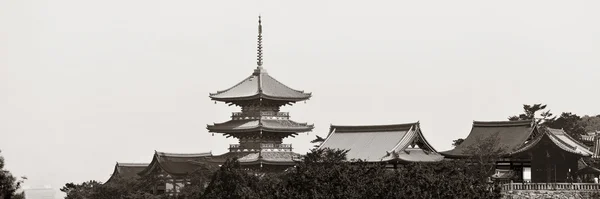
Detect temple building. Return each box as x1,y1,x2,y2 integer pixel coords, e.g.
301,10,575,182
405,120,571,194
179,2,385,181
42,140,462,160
137,151,212,194
441,120,593,183
106,162,149,184
318,122,443,165
205,16,313,171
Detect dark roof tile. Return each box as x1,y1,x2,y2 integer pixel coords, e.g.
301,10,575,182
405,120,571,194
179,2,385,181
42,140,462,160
209,67,311,102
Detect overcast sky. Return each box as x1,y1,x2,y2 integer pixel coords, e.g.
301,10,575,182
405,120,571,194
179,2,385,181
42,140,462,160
1,0,599,198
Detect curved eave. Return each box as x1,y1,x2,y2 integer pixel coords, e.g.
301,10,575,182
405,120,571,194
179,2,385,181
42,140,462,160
138,153,190,177
237,159,297,166
207,125,314,133
105,164,120,184
138,154,160,176
511,133,592,157
209,93,311,103
440,151,511,159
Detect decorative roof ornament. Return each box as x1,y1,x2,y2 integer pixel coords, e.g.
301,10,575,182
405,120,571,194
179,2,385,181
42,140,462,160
257,15,263,67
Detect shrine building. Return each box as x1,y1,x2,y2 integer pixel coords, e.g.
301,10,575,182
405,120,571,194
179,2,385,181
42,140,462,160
318,122,443,165
441,120,593,183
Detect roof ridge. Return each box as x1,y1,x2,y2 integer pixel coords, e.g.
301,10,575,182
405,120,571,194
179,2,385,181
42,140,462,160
331,122,418,128
156,151,213,157
331,122,418,133
117,162,149,166
473,120,534,127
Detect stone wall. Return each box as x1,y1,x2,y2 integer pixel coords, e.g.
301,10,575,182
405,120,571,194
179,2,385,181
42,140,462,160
503,190,600,199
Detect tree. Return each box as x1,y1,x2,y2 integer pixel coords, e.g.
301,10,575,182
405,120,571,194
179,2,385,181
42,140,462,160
546,112,587,139
177,163,218,199
310,135,326,148
60,181,102,199
463,133,508,177
452,138,465,147
0,150,25,199
202,159,264,199
508,103,555,125
580,115,600,133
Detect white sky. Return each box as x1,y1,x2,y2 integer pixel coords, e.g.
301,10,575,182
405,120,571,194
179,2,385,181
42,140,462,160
1,1,599,198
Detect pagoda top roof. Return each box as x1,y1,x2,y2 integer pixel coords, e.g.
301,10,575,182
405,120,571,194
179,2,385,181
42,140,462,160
210,17,310,103
441,120,536,158
209,67,311,102
106,162,148,184
138,151,212,177
319,122,443,162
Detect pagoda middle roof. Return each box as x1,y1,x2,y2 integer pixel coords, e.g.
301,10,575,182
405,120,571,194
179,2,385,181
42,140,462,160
209,67,311,102
319,122,443,162
207,119,314,133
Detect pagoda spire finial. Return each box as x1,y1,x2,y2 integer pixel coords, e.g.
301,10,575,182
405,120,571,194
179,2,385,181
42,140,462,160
256,15,263,67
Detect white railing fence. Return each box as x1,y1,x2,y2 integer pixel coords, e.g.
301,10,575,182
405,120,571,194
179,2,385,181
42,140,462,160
501,183,600,191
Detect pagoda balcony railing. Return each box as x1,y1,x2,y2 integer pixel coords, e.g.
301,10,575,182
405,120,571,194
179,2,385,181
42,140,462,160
231,111,289,120
500,182,600,191
229,144,293,152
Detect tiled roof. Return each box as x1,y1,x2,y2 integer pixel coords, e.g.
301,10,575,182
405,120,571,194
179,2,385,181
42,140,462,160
578,159,600,174
106,162,148,184
138,151,212,177
319,122,443,162
207,119,314,133
205,151,300,166
511,128,593,157
209,67,311,102
441,120,536,158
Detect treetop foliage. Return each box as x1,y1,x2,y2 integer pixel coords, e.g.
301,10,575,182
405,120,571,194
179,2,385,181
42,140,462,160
0,150,25,199
63,148,501,199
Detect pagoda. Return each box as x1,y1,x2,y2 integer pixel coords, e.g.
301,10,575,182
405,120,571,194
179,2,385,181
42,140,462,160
206,16,313,171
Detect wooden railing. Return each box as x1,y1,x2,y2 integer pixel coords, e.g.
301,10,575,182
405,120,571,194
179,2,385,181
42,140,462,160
229,144,293,152
231,111,289,120
501,183,600,191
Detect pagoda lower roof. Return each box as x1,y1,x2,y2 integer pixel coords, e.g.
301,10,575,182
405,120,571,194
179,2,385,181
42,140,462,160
319,122,443,163
209,67,311,102
138,151,213,177
204,151,301,166
207,119,314,133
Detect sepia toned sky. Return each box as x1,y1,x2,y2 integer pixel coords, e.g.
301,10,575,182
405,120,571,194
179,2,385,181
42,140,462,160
1,0,599,198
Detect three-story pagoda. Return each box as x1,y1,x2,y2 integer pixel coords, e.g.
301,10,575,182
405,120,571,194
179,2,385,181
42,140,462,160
206,16,313,171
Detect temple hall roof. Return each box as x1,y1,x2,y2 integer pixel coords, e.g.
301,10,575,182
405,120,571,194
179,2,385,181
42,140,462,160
138,151,212,177
512,128,593,157
207,119,313,133
318,122,443,163
209,67,311,103
441,120,537,158
106,162,148,184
